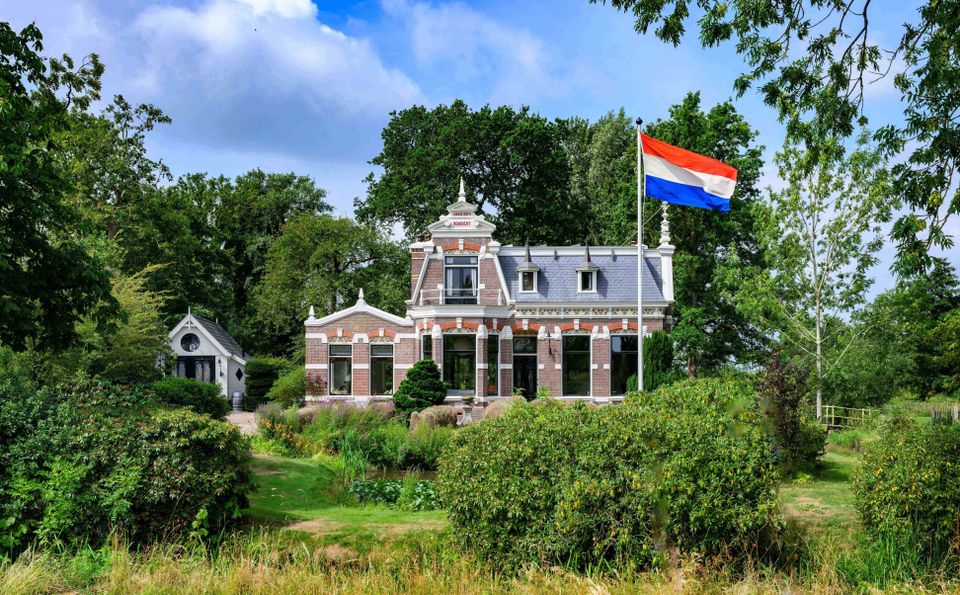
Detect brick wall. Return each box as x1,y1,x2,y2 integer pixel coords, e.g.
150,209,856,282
591,334,611,398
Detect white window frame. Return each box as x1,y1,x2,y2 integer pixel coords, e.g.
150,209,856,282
577,270,597,293
518,270,538,293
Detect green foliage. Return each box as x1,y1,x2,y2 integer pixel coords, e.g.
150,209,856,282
757,351,825,470
357,100,586,244
933,307,960,396
437,378,781,569
853,418,960,557
149,377,229,420
592,0,959,276
407,425,454,470
244,357,287,411
0,22,117,349
393,360,447,416
0,381,252,555
349,479,441,512
265,368,306,408
252,214,407,353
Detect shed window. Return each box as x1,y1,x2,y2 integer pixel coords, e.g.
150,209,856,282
329,344,352,396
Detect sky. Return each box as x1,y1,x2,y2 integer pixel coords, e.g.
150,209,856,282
4,0,956,291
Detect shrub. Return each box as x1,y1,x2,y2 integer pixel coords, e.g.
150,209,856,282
243,357,287,411
482,396,525,420
437,378,781,569
409,405,456,431
643,330,677,390
366,422,411,468
149,377,230,420
0,381,253,554
852,418,960,557
393,360,446,415
349,478,441,511
265,368,306,408
757,351,825,470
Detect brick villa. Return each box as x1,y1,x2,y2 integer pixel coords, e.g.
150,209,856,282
304,180,675,404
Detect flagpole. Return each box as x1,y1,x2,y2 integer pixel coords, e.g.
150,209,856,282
636,118,644,393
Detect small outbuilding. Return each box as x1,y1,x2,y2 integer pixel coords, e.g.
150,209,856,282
168,309,248,399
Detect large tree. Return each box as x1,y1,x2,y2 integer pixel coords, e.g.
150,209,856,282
252,214,407,356
214,170,332,346
592,0,959,277
733,133,890,419
0,23,116,349
643,93,767,375
357,100,587,245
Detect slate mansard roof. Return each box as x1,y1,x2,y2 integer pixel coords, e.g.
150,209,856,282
498,247,666,304
193,315,248,360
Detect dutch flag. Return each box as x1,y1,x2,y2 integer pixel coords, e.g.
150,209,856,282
640,133,738,212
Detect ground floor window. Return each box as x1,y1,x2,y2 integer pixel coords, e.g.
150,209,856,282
611,334,638,395
329,344,352,395
443,334,475,392
562,335,591,396
370,343,394,395
176,356,214,383
513,335,537,399
422,335,433,360
487,336,499,395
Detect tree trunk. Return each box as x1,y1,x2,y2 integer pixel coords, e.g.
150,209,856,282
815,297,823,422
687,354,697,378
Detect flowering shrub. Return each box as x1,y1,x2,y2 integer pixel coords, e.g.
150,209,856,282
438,378,781,569
853,418,960,557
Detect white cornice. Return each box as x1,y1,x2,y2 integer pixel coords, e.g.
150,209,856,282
498,246,663,258
305,293,412,328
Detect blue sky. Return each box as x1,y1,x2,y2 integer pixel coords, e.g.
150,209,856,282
5,0,954,289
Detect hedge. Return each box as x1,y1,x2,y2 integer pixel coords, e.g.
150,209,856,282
150,376,230,420
437,377,781,569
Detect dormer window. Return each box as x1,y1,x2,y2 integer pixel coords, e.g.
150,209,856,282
579,270,596,293
520,270,537,292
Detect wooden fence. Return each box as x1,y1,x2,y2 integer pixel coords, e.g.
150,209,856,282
819,402,960,428
821,404,875,429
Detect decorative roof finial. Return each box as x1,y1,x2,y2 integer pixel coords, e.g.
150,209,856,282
518,242,540,272
458,177,466,200
659,204,671,246
357,288,365,304
188,306,192,317
308,305,315,318
584,243,592,263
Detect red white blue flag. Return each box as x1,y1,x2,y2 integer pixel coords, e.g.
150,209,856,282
640,133,738,212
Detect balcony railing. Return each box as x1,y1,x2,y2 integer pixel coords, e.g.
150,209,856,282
418,287,504,306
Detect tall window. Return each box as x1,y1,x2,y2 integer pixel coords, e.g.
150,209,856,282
487,336,499,395
562,335,591,396
445,256,478,304
611,335,639,395
443,334,476,392
329,344,352,395
370,344,394,395
513,336,538,399
422,335,433,360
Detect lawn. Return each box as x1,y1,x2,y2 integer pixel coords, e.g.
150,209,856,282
245,453,446,552
780,445,861,535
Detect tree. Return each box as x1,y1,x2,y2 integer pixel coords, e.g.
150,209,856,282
592,0,960,276
0,22,116,350
734,133,890,419
933,308,960,396
357,100,587,244
644,93,767,375
58,95,171,240
393,360,447,416
757,350,825,470
252,213,407,356
118,174,231,326
214,170,332,346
